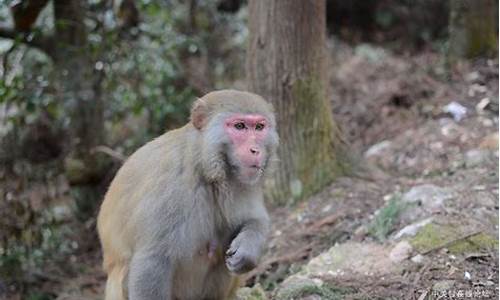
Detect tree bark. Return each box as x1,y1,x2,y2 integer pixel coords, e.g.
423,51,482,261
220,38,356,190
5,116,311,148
448,0,498,60
53,0,108,217
54,0,104,163
246,0,350,205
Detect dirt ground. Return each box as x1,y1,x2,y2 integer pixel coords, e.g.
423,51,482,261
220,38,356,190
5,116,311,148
245,44,499,299
1,44,498,300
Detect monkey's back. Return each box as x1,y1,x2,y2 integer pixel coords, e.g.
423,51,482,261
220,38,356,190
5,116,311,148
97,124,239,299
97,125,199,271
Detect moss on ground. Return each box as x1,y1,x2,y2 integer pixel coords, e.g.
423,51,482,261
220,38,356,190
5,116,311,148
448,232,498,254
411,223,498,255
236,284,268,300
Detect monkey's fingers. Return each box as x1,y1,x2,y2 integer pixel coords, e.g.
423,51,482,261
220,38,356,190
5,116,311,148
225,244,239,256
226,249,236,257
225,251,257,274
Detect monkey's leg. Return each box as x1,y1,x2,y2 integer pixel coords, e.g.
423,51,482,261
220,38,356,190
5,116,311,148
128,251,172,300
225,276,241,300
104,264,128,300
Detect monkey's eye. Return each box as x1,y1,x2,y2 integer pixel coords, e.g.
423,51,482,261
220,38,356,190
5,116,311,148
234,122,246,130
255,123,265,131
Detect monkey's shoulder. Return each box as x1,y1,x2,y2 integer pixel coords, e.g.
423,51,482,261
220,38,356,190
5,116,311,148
119,125,197,178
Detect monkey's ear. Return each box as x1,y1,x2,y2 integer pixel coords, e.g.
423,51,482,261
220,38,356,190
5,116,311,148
190,98,209,130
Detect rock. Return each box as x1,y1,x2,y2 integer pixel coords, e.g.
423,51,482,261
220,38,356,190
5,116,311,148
304,242,400,277
465,71,480,82
479,133,499,150
389,241,413,263
433,280,455,292
443,101,467,122
410,254,426,265
402,184,453,212
465,149,494,168
353,225,368,239
236,284,267,300
301,296,322,300
276,275,322,300
276,275,343,300
364,140,392,158
393,218,434,240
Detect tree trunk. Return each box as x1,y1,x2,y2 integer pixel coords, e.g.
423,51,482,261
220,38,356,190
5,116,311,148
246,0,350,205
448,0,498,60
53,0,107,217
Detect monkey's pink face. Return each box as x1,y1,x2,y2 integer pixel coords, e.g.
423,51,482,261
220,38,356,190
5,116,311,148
224,114,270,183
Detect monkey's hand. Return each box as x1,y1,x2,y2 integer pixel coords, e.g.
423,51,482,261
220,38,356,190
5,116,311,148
225,234,259,274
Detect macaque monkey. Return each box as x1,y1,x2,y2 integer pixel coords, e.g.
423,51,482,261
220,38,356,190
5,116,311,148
97,90,279,300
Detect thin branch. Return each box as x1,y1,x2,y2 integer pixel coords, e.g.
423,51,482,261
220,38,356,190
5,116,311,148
91,146,126,162
243,243,314,285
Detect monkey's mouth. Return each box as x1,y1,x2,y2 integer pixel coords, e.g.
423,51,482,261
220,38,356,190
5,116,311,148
234,164,265,183
250,164,263,171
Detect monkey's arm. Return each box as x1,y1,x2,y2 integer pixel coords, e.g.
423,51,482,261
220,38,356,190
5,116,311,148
225,205,270,274
128,250,173,300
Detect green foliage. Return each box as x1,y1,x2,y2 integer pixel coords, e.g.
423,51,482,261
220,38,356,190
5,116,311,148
0,2,247,293
92,2,195,145
368,194,408,241
0,62,58,127
1,223,73,281
1,0,247,152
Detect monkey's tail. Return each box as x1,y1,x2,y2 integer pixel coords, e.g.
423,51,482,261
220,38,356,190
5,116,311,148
104,264,129,300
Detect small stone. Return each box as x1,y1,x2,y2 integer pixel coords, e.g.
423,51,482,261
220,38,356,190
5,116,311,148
402,184,453,211
464,271,472,281
50,203,73,222
302,296,322,300
479,133,499,150
465,149,493,168
476,97,491,113
365,140,392,158
277,275,321,300
322,204,332,213
311,278,324,286
465,71,480,82
443,101,467,122
389,241,413,263
410,254,426,265
394,218,433,240
472,185,486,191
482,118,494,127
354,225,368,237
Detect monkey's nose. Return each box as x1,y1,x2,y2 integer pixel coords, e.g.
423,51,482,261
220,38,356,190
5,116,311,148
250,148,260,155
